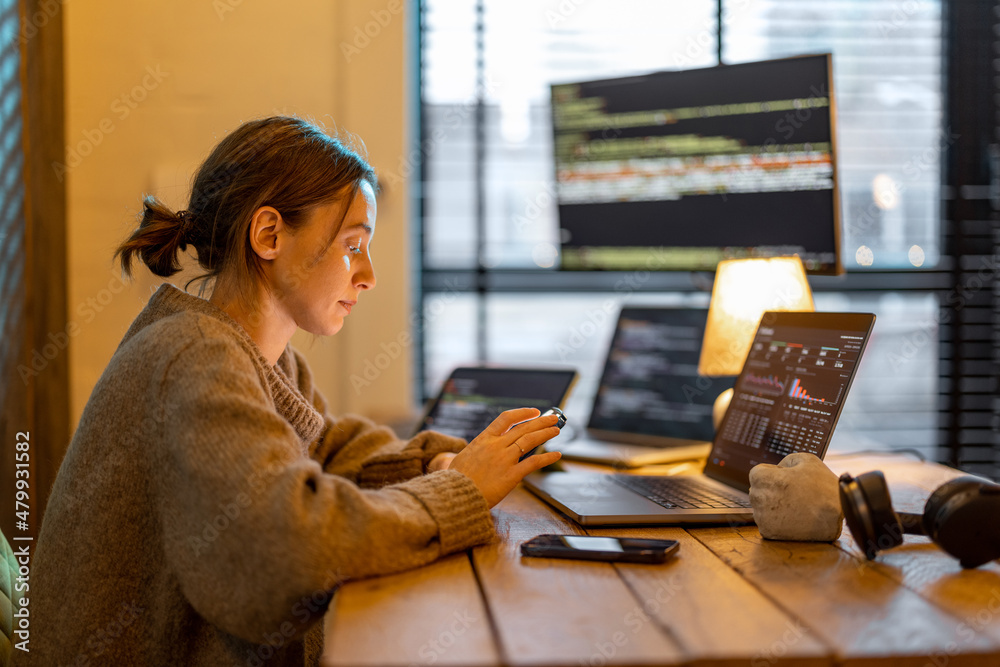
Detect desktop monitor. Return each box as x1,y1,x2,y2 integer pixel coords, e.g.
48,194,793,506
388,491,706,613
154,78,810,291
551,54,841,275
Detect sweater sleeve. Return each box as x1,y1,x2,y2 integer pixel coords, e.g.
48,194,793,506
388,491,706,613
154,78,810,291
151,333,494,644
288,347,468,486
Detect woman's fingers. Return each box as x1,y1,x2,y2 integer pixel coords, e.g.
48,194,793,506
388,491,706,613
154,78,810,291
517,450,562,474
483,408,540,436
504,413,560,441
508,425,561,453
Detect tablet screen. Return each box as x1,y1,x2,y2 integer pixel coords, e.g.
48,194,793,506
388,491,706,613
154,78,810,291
415,367,578,442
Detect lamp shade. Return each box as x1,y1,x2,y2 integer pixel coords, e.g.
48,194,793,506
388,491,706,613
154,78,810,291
698,256,815,376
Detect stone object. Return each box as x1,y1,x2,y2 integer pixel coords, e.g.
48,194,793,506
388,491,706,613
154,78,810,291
748,452,844,541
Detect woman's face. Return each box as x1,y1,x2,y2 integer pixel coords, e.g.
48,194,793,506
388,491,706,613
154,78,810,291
273,181,377,336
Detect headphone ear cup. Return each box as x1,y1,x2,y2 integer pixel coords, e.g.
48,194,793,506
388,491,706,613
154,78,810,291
839,471,902,559
857,471,903,550
923,476,1000,568
922,476,984,535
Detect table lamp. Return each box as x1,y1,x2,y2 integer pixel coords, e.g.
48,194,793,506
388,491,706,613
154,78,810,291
698,256,815,428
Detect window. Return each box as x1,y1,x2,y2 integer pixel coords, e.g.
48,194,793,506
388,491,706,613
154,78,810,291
418,0,951,460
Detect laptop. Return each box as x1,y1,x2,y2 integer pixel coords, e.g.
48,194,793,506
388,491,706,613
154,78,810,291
523,311,877,526
548,307,734,467
414,366,578,442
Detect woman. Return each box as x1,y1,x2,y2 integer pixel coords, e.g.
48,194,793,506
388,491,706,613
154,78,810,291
22,116,562,667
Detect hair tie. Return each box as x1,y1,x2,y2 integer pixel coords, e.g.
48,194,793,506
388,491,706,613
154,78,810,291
176,210,195,237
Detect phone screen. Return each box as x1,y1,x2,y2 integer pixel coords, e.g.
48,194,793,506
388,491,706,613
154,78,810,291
560,536,625,552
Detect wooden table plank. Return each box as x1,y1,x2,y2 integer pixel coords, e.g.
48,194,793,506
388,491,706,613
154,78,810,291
322,552,498,667
474,486,685,666
690,525,999,666
588,525,832,667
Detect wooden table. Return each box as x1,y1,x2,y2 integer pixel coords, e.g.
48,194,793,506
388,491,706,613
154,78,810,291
322,453,1000,666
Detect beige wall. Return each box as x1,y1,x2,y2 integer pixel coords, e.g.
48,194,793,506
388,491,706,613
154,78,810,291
64,0,417,428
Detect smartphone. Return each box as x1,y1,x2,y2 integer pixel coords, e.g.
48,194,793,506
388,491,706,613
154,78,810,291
518,407,567,462
520,534,680,564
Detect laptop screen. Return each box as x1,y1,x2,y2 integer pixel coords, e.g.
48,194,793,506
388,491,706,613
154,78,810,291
587,308,734,441
704,311,876,491
415,367,577,442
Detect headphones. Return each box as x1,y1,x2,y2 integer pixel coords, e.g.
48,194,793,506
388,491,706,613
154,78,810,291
838,470,1000,568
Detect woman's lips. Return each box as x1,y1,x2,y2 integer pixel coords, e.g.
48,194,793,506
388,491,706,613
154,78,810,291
339,300,356,314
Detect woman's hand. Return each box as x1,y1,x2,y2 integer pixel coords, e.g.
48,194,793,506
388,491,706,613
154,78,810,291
447,408,562,508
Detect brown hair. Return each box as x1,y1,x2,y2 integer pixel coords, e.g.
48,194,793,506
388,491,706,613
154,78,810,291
115,116,378,306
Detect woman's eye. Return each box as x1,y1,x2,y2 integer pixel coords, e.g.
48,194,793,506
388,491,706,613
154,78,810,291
348,245,362,255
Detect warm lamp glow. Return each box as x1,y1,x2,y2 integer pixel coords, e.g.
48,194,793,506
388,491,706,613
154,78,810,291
698,257,815,376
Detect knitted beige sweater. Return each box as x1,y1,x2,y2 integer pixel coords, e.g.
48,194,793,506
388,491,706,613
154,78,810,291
17,283,494,667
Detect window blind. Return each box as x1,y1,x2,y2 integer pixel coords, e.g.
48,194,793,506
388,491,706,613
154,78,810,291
0,0,25,432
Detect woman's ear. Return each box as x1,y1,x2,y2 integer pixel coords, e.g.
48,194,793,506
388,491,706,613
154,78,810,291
248,206,284,260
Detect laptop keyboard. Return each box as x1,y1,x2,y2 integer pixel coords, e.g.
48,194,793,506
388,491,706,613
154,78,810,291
611,475,752,510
